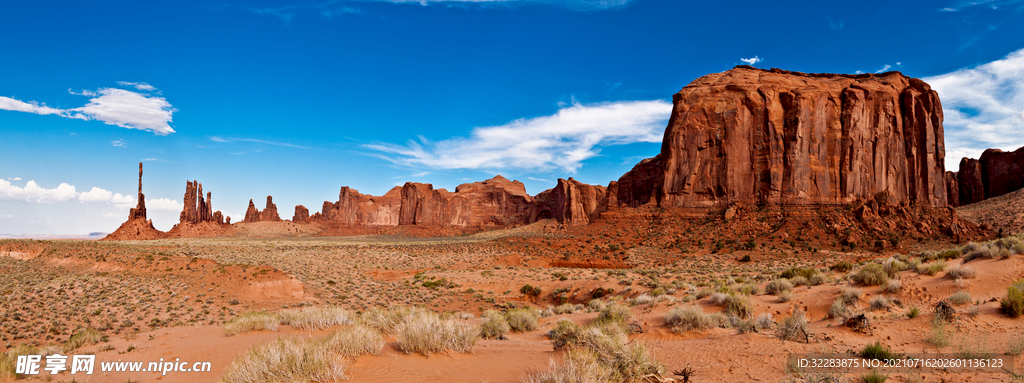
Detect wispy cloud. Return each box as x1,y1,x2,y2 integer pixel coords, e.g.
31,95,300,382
209,136,316,150
365,99,672,173
112,139,126,147
924,47,1024,169
6,177,22,181
940,0,1024,11
527,176,551,183
875,64,892,73
0,179,135,207
375,0,633,9
740,56,762,65
0,83,176,135
828,18,844,30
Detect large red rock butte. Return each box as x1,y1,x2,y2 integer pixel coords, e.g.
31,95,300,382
179,181,228,225
952,146,1024,206
618,66,950,209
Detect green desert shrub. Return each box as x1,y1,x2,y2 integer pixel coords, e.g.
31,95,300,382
1001,279,1024,318
776,311,809,342
549,319,583,349
479,310,510,339
861,341,895,360
851,263,889,286
916,260,946,276
224,311,280,336
725,294,753,319
504,308,540,332
594,303,631,327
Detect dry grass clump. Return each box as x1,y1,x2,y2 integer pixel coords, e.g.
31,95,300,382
829,298,849,319
506,308,541,332
282,306,355,331
1,345,39,380
64,328,106,352
319,324,385,358
480,310,511,339
665,306,715,333
224,311,281,336
362,305,429,333
594,303,631,327
521,348,617,383
218,336,347,383
536,319,663,382
724,294,753,319
946,265,977,280
840,287,863,306
1001,279,1024,318
395,310,478,356
962,237,1024,261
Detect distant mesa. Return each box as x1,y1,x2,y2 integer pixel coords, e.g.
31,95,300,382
106,66,1014,241
951,146,1024,206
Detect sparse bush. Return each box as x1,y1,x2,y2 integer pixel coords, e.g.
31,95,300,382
907,306,920,319
595,303,631,327
929,318,950,348
829,299,848,319
881,279,902,294
1001,279,1024,318
861,340,895,360
755,313,774,330
708,292,730,305
882,258,906,277
520,348,616,383
587,299,607,311
841,287,863,306
851,263,889,286
778,290,794,303
224,311,280,336
808,273,829,286
725,294,753,319
362,305,427,334
790,276,808,287
949,291,972,306
916,261,946,276
480,310,510,339
766,279,794,295
776,311,809,342
861,371,888,383
831,261,854,273
1007,335,1024,356
549,319,583,349
665,306,713,333
947,265,977,280
869,296,892,311
1,345,39,380
506,308,541,332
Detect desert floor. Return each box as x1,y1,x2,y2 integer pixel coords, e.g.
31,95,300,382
2,219,1023,383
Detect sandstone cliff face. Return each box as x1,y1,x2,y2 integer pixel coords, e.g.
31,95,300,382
127,162,147,220
530,178,609,226
310,176,594,227
245,196,282,222
619,66,949,209
293,205,310,223
953,146,1024,206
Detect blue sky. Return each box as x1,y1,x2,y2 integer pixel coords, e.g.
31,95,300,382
2,0,1024,234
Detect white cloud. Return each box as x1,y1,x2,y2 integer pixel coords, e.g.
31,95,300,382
924,47,1024,169
0,179,136,207
875,64,892,73
210,136,315,149
0,83,175,135
147,198,183,211
116,81,157,92
740,56,762,65
370,0,632,10
6,177,21,181
112,139,126,147
365,99,672,173
940,0,1024,11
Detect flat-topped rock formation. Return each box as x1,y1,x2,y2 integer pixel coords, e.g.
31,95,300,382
618,66,950,209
